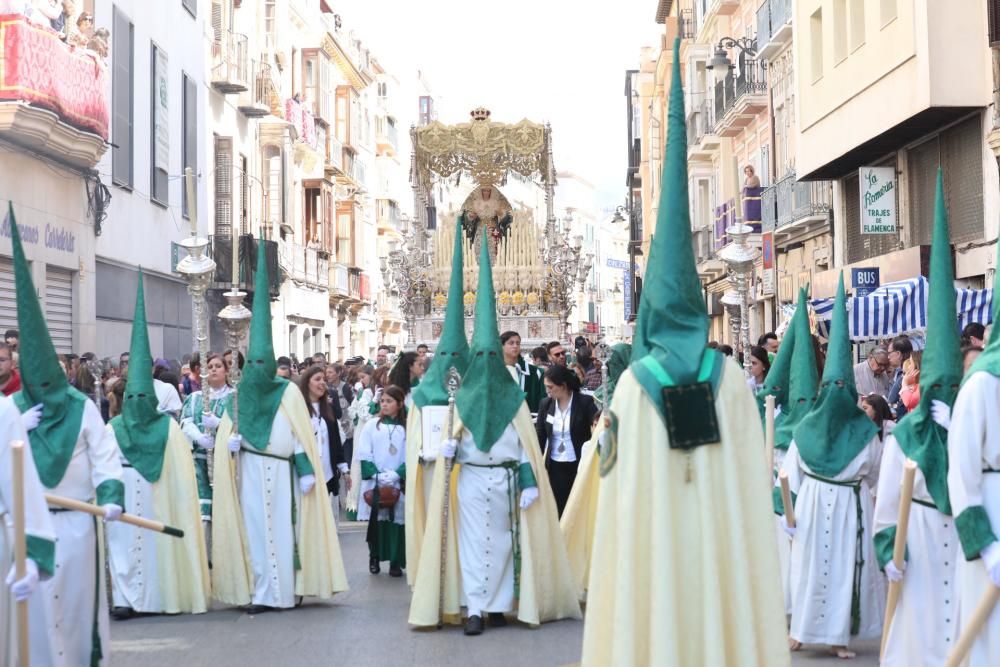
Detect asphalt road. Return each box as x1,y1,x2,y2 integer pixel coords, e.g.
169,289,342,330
109,523,880,666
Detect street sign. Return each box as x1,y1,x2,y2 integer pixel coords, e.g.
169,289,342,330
606,258,637,270
851,267,880,297
859,166,897,234
624,268,633,320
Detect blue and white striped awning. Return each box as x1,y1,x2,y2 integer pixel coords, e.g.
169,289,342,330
810,277,993,342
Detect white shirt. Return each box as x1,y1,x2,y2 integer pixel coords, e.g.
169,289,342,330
549,395,576,463
154,378,182,415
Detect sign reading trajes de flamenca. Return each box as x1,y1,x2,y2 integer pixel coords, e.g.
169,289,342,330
859,166,897,234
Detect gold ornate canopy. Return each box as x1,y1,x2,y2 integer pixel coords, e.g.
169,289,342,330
411,107,555,189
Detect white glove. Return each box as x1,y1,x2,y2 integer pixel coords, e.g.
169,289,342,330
780,516,796,538
440,438,458,459
981,541,1000,587
196,433,215,450
5,559,39,601
103,503,123,522
519,486,539,509
202,413,221,430
884,559,905,582
377,471,400,486
930,400,952,430
773,404,782,419
299,474,316,495
227,434,242,453
20,403,43,432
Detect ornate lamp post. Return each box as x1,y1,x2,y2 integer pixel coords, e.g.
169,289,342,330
720,289,743,349
217,288,251,428
718,223,759,376
381,232,430,346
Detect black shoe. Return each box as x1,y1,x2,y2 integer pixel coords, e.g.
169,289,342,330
294,595,304,608
369,557,381,574
389,564,403,577
244,604,275,615
111,606,135,621
464,614,484,636
488,612,508,627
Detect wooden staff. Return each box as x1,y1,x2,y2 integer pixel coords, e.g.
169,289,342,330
439,367,461,627
880,459,917,659
764,395,776,473
945,585,1000,667
779,471,795,528
12,441,30,666
44,494,184,538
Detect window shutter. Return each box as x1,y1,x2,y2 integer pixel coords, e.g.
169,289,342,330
214,136,233,236
268,154,282,227
990,0,1000,45
211,0,225,45
112,8,133,186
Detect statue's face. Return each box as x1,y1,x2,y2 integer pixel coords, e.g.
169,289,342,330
481,188,492,200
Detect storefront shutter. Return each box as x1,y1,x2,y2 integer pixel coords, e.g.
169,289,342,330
45,266,73,354
0,257,16,336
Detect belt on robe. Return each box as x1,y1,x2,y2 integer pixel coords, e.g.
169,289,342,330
463,460,522,600
804,471,865,636
985,468,1000,473
240,446,301,571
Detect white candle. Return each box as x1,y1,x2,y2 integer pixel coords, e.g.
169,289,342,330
185,167,197,238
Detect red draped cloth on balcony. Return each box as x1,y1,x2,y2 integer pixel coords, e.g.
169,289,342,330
0,14,109,140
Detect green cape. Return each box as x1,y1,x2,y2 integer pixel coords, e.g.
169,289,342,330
606,343,632,404
892,170,959,515
756,291,799,432
793,274,877,477
630,37,710,390
8,203,87,488
774,289,819,451
237,236,288,450
412,217,470,408
454,234,524,451
110,271,172,482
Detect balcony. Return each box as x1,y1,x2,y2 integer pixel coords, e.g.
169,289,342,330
326,134,344,173
761,171,833,247
686,99,719,160
713,60,768,137
329,262,350,303
0,14,108,168
679,8,695,39
279,240,330,290
207,234,281,296
693,226,725,281
211,30,249,94
756,0,793,62
376,121,399,157
238,61,276,118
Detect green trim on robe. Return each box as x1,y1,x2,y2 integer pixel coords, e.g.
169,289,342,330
361,460,378,480
395,462,406,481
772,486,796,516
873,525,909,570
518,461,537,489
26,534,55,576
293,452,313,477
955,505,998,561
368,521,405,566
96,479,125,508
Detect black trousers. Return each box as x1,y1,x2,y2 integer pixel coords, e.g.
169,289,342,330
546,459,579,518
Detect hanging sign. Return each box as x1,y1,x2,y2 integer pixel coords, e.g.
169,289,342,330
154,47,170,172
859,166,896,234
851,267,880,297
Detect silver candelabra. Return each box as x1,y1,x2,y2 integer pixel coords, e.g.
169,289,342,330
543,213,592,336
217,288,252,432
718,223,759,377
380,232,431,346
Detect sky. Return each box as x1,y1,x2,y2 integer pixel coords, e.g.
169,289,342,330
335,0,661,214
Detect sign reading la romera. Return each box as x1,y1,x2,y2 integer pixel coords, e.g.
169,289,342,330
859,166,897,235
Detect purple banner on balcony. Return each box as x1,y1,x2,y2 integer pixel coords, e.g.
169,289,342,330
742,186,763,233
714,202,729,250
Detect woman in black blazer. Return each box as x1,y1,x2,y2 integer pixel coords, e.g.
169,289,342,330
535,364,599,517
299,366,350,510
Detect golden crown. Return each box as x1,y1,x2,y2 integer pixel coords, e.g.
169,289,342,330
470,107,491,121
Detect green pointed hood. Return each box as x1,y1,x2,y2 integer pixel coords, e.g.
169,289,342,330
775,288,820,451
238,237,288,450
893,170,959,515
413,218,470,408
110,270,171,482
967,226,1000,381
793,274,877,477
606,343,632,404
631,37,709,388
9,203,87,488
757,288,801,424
455,233,524,450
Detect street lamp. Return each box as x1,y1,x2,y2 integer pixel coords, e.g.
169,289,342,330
706,36,764,80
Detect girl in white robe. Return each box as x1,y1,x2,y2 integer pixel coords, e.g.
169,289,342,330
357,385,407,576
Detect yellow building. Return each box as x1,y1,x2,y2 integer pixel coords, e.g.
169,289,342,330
793,0,996,297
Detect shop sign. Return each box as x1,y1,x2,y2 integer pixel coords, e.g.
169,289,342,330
859,166,897,234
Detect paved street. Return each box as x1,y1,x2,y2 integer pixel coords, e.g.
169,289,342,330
109,522,880,666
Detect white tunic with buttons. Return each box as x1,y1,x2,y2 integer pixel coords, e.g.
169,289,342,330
455,423,530,615
874,434,958,667
947,371,1000,667
238,408,307,608
781,436,886,646
27,400,122,667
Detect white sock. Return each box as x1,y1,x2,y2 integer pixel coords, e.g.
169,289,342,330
467,609,481,618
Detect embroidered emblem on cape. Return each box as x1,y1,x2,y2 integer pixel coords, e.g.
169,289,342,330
600,410,619,477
